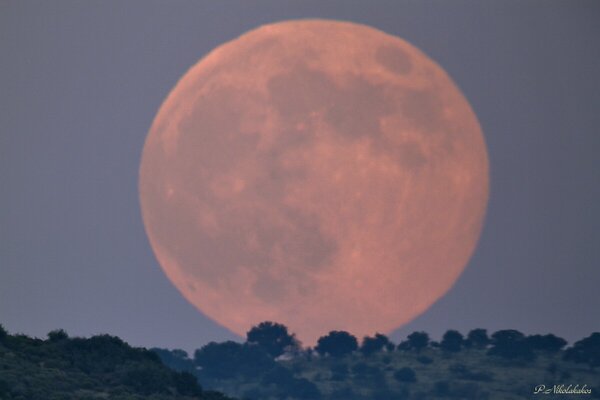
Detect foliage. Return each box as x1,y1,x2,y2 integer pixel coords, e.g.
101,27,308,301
465,328,490,348
47,329,69,342
525,334,567,352
440,330,464,352
0,324,8,340
170,326,600,400
0,327,232,400
152,348,196,373
487,330,535,361
315,331,358,357
5,321,598,400
403,331,429,352
246,321,300,358
564,332,600,368
194,341,275,379
360,333,393,355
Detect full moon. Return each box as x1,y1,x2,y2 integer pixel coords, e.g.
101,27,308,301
139,20,488,345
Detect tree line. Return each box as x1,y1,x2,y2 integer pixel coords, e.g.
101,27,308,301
0,323,232,400
155,321,599,369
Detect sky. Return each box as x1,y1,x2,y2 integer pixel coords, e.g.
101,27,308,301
1,1,599,353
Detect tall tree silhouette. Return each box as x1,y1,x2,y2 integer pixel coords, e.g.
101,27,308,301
360,333,394,355
465,329,490,348
315,331,358,357
404,332,429,352
246,321,300,358
441,330,464,352
488,330,535,361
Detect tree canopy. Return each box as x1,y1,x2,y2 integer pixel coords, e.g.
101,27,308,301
488,330,535,361
360,333,393,355
401,332,430,352
246,321,300,358
466,328,490,348
315,331,358,357
441,330,464,352
0,329,231,400
564,332,600,369
194,341,275,379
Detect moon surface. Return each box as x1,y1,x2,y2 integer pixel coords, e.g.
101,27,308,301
139,20,488,345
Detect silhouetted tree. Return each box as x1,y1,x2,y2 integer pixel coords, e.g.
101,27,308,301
0,324,7,341
525,334,567,352
173,371,203,396
564,332,600,369
441,330,464,352
246,321,300,358
64,334,159,374
404,332,429,352
360,333,394,355
315,331,358,357
0,329,232,400
488,330,535,361
152,348,195,373
396,340,411,351
47,329,69,342
261,366,321,399
466,328,490,348
121,364,172,395
194,341,275,379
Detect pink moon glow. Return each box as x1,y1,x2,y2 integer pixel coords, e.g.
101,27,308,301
139,20,489,345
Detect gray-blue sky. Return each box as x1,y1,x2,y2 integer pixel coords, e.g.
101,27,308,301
1,1,599,352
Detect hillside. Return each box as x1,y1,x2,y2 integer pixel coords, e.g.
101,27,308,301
0,325,233,400
1,321,598,400
154,323,600,400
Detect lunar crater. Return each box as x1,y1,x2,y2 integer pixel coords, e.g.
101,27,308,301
376,45,413,75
